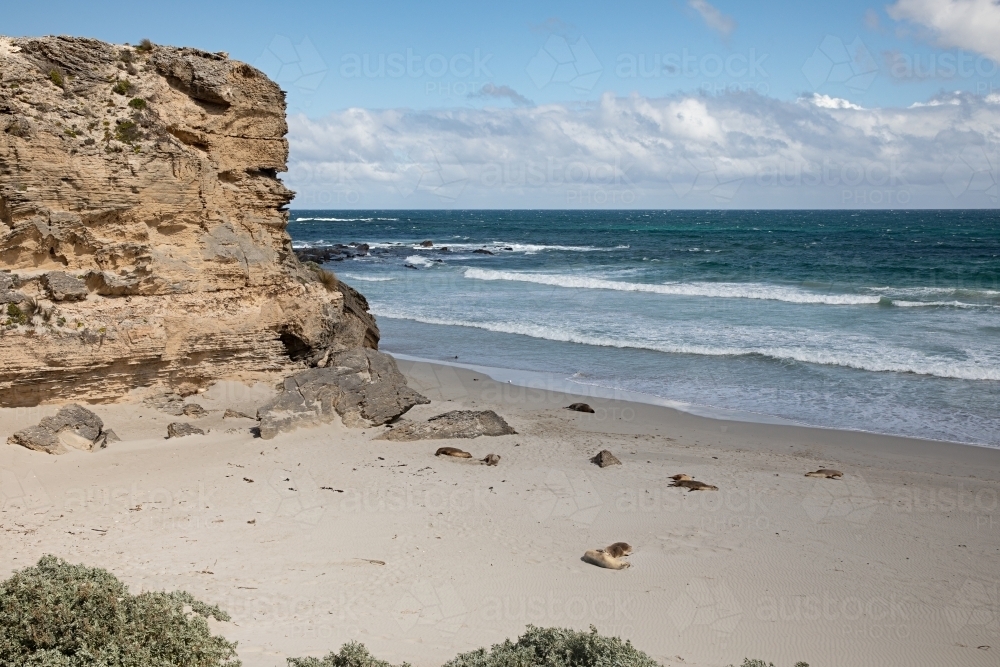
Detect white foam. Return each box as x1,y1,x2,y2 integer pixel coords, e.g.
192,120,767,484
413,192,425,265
340,274,394,282
403,255,435,269
372,308,1000,381
462,269,882,305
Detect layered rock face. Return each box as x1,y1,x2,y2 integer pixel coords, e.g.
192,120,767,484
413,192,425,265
0,36,380,406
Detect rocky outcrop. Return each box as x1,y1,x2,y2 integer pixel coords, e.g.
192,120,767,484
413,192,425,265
0,36,383,406
379,410,516,441
8,404,114,453
591,450,621,468
257,348,429,438
167,422,204,438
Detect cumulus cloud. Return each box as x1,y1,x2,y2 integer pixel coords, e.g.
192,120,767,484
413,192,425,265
469,84,534,107
285,91,1000,208
687,0,738,37
887,0,1000,61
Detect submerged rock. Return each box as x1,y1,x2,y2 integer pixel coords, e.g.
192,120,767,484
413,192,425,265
256,349,429,439
379,410,516,441
8,404,113,454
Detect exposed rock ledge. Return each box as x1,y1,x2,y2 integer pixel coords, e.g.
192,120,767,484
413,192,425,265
0,36,394,406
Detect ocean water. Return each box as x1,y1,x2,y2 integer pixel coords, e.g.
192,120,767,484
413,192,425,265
288,210,1000,447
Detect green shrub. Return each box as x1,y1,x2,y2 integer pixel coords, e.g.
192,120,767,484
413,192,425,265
112,79,133,95
6,303,27,326
288,642,408,667
128,97,147,110
119,48,134,63
444,625,660,667
48,68,64,87
0,555,240,667
115,119,141,143
136,38,154,53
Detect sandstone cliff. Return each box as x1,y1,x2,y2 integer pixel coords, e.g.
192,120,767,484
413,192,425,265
0,36,380,406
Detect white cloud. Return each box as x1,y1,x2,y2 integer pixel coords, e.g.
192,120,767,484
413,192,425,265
687,0,738,37
285,92,1000,208
887,0,1000,61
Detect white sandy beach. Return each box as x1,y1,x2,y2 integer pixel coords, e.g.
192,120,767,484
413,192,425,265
2,357,998,667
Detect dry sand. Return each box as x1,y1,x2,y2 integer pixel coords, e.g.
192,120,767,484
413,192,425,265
2,357,998,667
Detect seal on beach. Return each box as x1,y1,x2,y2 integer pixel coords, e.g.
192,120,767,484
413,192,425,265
482,453,500,466
670,479,718,491
582,549,630,570
435,446,472,458
565,403,596,413
670,473,693,481
604,542,632,558
805,469,843,478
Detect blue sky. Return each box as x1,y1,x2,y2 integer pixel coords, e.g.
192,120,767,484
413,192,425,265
5,0,1000,208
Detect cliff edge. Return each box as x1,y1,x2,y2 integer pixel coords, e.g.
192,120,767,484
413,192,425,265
0,36,383,406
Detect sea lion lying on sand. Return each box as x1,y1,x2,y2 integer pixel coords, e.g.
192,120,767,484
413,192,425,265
482,453,500,466
604,542,632,558
435,447,472,458
583,549,630,570
566,403,596,413
670,479,718,491
805,469,843,478
670,473,693,481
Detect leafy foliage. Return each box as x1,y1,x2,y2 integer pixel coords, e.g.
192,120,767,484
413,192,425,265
48,69,64,88
288,642,409,667
111,79,133,95
6,303,27,326
0,555,240,667
136,39,154,53
114,119,142,144
128,97,147,110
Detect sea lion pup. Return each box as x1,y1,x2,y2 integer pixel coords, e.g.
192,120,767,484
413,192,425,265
583,549,630,570
435,447,472,458
670,473,693,482
482,453,501,466
604,542,632,558
805,469,843,478
670,479,718,492
565,403,596,413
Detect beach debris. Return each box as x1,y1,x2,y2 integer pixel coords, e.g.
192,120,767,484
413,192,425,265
166,422,205,438
604,542,632,558
8,404,115,454
378,410,516,441
805,468,843,478
482,453,501,466
592,449,621,468
670,473,693,481
435,446,473,458
565,402,595,413
583,548,631,570
224,408,254,419
257,348,429,438
670,479,718,492
41,271,88,302
182,403,207,417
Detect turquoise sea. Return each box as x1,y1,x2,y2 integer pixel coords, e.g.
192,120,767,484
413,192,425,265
288,210,1000,447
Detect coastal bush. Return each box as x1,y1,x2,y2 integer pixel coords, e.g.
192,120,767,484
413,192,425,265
307,264,339,292
112,79,133,95
0,555,241,667
288,642,409,667
128,97,147,110
136,38,154,53
47,68,65,88
119,48,134,63
6,303,27,326
115,119,142,144
441,626,660,667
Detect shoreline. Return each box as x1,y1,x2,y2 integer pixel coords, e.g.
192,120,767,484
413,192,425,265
2,360,998,666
